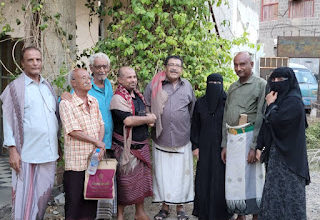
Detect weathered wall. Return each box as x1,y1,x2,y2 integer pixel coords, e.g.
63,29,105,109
0,0,102,82
42,0,77,81
76,0,99,57
259,0,320,57
0,0,25,38
213,0,261,74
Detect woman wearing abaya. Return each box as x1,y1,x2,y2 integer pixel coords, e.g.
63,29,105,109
191,73,231,220
257,67,310,220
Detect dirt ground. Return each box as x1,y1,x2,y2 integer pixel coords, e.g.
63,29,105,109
2,156,319,220
1,165,319,220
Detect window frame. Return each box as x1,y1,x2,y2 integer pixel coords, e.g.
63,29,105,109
288,0,314,18
261,0,279,21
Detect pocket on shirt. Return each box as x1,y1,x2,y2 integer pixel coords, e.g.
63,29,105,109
45,92,56,112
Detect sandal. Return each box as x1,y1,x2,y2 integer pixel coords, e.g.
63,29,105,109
154,209,169,220
177,210,189,220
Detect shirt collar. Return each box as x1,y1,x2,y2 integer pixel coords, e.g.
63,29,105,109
91,78,106,92
162,77,184,85
24,72,44,86
235,73,254,86
72,92,94,106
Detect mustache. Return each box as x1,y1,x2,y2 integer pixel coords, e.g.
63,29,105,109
170,70,179,73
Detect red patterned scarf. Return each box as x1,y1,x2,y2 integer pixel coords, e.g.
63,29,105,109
111,84,146,173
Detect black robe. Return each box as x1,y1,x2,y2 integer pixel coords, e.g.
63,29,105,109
191,94,231,220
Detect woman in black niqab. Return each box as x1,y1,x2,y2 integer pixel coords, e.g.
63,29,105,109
258,67,310,220
191,73,231,220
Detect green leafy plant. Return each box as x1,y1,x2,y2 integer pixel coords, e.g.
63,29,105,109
90,0,251,96
306,122,320,149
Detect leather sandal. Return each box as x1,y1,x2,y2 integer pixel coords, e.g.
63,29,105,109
154,209,169,220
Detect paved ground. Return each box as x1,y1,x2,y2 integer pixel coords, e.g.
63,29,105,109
0,156,11,209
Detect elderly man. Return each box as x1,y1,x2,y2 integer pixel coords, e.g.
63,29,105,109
144,55,196,220
60,68,105,220
88,52,113,150
62,52,115,218
0,46,60,219
110,66,156,220
221,51,266,220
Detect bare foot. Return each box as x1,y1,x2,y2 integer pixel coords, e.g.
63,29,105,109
117,214,124,220
135,213,150,220
236,215,246,220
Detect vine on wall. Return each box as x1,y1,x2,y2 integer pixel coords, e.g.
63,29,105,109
0,0,74,92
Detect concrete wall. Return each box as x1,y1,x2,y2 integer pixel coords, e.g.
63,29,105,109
0,0,25,38
41,0,77,81
0,0,101,82
213,0,261,74
259,0,320,57
76,0,99,59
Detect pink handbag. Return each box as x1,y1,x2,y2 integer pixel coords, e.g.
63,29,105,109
84,159,117,200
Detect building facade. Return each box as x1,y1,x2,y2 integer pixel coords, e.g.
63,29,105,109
259,0,320,73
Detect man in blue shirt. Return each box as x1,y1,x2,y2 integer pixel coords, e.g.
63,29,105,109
88,53,115,219
88,52,114,150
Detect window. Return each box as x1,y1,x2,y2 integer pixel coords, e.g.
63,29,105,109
261,0,279,21
289,0,314,18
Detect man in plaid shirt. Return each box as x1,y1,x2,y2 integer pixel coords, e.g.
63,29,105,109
60,68,105,220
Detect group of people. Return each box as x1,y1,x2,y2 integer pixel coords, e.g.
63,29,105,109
1,47,310,220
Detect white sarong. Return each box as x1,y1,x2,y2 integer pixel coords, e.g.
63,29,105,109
152,141,194,204
225,123,265,214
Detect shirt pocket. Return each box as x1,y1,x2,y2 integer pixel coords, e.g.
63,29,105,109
42,87,56,112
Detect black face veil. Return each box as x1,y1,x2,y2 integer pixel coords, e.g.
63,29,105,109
268,67,302,104
205,73,223,114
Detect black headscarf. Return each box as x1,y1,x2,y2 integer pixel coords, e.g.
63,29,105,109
268,67,302,104
261,67,310,184
205,73,223,114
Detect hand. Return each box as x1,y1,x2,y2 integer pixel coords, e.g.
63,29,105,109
247,149,256,164
94,140,105,149
192,148,199,160
256,149,261,162
146,113,156,124
61,92,73,101
221,147,226,164
9,146,21,173
266,91,278,106
98,148,105,161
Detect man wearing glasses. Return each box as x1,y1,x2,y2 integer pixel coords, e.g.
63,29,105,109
144,55,196,220
61,52,115,219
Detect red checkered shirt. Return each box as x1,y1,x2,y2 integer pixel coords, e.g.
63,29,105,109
60,93,104,171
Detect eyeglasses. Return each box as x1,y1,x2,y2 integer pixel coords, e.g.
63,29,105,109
93,65,109,69
167,63,182,68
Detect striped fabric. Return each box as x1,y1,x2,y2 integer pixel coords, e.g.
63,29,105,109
12,161,55,220
112,138,152,206
59,93,104,171
228,125,254,135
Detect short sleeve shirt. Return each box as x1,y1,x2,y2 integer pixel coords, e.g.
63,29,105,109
60,93,104,171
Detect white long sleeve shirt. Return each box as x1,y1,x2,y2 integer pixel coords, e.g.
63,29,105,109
3,75,59,163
